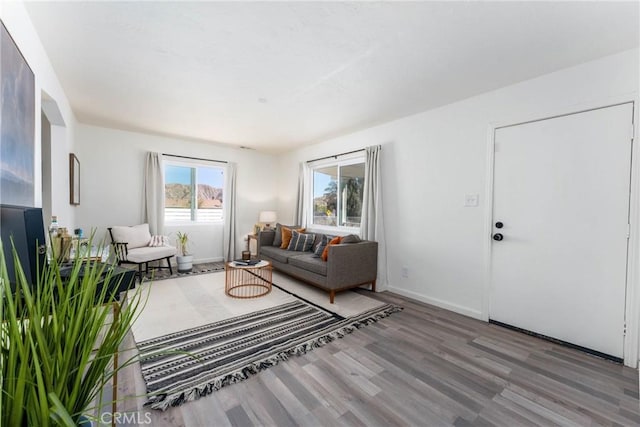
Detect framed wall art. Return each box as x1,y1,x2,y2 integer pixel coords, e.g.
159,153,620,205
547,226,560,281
0,21,35,207
69,153,80,205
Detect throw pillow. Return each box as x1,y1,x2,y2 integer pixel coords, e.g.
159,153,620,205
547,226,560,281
148,235,168,247
287,230,316,251
321,236,342,262
312,234,330,258
273,223,299,247
281,226,306,249
341,234,361,244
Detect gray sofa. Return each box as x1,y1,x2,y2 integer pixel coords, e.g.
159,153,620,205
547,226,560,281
257,230,377,303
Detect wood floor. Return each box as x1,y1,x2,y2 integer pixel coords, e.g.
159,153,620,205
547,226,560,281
115,290,640,426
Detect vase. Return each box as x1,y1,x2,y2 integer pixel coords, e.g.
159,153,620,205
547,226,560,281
176,255,194,273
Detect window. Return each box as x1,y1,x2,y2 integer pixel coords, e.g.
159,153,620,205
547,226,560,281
164,160,224,223
311,158,365,230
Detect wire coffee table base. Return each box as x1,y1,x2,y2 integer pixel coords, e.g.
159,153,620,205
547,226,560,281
225,260,272,298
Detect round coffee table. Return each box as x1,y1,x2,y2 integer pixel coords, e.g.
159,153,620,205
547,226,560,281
225,260,272,298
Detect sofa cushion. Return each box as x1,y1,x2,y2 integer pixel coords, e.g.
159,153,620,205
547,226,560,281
322,236,342,261
288,253,328,276
280,226,305,249
273,223,299,247
126,245,176,263
260,245,292,264
287,230,316,252
341,234,361,244
110,224,151,249
312,234,330,258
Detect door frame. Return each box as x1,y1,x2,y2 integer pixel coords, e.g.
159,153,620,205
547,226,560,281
482,95,639,368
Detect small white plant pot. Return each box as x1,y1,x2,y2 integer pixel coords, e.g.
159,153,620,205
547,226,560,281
176,255,194,273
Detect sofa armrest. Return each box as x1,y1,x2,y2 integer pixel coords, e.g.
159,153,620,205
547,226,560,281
327,241,378,288
258,230,275,255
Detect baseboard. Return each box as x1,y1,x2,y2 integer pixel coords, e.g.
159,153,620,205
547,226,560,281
386,285,483,320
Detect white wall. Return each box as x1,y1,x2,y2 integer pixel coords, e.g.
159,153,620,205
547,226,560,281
277,48,639,320
5,0,639,361
74,124,278,263
0,2,76,226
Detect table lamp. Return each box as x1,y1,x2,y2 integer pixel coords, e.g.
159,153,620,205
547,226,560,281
259,211,277,230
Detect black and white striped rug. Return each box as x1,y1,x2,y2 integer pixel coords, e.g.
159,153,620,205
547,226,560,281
137,298,401,410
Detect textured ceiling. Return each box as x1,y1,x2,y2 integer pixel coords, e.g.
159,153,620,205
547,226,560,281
25,1,639,153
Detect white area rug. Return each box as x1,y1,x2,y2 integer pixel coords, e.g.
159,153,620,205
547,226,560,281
131,271,385,342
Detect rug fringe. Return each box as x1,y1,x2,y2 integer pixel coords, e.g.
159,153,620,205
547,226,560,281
144,304,402,410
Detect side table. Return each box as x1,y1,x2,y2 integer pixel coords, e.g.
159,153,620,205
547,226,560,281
225,260,272,298
71,238,104,262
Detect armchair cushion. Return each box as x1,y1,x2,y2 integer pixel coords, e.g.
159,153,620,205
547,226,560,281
126,246,176,263
110,224,152,249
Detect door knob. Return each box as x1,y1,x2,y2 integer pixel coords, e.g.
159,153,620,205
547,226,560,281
495,222,504,229
493,233,504,241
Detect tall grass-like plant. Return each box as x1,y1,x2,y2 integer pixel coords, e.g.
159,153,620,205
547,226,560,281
0,239,145,426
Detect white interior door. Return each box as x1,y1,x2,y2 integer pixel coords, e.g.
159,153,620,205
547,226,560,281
490,103,633,358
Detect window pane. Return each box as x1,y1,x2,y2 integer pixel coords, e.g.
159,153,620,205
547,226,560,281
165,165,193,222
196,166,224,222
313,166,338,226
164,162,225,223
339,163,364,227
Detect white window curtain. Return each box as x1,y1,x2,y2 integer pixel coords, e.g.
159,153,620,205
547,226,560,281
142,152,164,235
294,162,309,226
360,145,387,288
223,162,238,261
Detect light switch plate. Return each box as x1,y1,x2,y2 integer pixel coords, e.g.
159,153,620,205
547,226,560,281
465,194,479,207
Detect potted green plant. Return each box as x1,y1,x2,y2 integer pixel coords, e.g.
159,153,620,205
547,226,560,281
0,239,144,426
175,231,193,273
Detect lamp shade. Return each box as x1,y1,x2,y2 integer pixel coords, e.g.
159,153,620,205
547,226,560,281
259,211,277,224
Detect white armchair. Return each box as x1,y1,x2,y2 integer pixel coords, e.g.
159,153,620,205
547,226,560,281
108,224,177,282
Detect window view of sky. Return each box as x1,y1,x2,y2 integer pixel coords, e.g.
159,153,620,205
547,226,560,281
165,165,190,184
165,165,224,187
313,172,333,196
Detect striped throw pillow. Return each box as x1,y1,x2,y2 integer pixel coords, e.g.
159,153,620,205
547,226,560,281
148,235,168,247
312,234,330,258
287,230,316,252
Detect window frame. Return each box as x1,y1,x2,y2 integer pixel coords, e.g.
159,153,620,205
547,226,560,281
163,157,225,225
306,154,365,234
